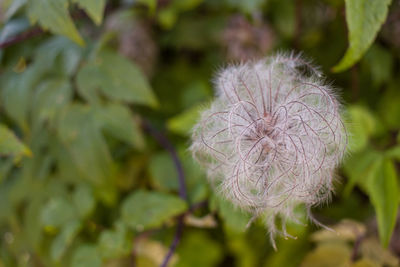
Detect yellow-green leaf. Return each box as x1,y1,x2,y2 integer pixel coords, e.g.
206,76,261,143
121,190,187,231
0,124,31,158
366,158,399,247
71,245,101,267
98,222,132,260
167,105,201,136
27,0,84,45
332,0,392,72
50,220,82,261
76,50,158,107
71,0,105,25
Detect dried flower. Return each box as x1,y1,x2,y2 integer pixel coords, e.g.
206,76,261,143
191,54,347,248
381,1,400,49
222,14,275,61
106,13,158,77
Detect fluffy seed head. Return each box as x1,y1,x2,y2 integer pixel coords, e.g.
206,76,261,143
222,14,275,61
191,54,347,247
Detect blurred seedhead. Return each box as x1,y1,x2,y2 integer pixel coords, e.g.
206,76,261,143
191,53,347,248
105,11,158,77
222,14,275,62
301,1,337,28
381,0,400,49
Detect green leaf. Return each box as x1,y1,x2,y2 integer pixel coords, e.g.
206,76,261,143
121,190,187,231
137,0,157,14
211,194,251,232
0,18,30,43
149,152,179,191
23,198,45,250
167,105,201,136
343,149,382,195
40,197,77,228
1,64,49,131
347,105,378,152
27,0,84,45
220,0,264,14
98,222,132,260
366,158,399,247
332,0,392,72
268,0,295,38
95,103,145,150
386,146,400,161
378,84,400,130
0,124,31,159
72,184,95,219
35,36,83,76
31,78,73,130
71,0,105,25
57,104,116,204
76,49,158,107
176,231,222,267
301,243,352,267
71,245,102,267
362,45,393,88
4,0,27,21
50,220,82,261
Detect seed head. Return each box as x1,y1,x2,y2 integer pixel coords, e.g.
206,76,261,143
191,53,347,248
222,14,275,61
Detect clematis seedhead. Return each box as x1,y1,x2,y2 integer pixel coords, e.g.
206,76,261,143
191,53,347,248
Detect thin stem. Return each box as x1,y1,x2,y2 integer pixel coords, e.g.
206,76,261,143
0,27,43,49
351,234,365,262
141,119,188,200
294,0,303,49
160,216,184,267
140,119,188,267
130,200,207,266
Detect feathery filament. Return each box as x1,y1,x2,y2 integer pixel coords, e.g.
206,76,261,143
191,54,347,248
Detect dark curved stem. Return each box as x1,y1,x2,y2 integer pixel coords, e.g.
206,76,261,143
351,234,365,262
140,119,188,267
0,27,43,49
141,119,188,200
160,215,184,267
130,200,207,266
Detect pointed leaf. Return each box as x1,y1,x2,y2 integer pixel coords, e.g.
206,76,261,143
95,103,145,150
71,245,101,267
332,0,392,72
40,197,77,228
121,190,187,231
211,194,251,232
72,184,95,218
167,105,201,136
366,158,399,247
50,220,82,261
57,104,116,204
31,78,73,129
4,0,27,21
71,0,105,25
27,0,84,45
76,50,158,107
98,222,132,259
0,124,31,158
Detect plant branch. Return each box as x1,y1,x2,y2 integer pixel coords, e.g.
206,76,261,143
140,119,189,267
141,119,188,201
351,233,365,262
130,200,208,267
0,27,43,49
294,0,303,49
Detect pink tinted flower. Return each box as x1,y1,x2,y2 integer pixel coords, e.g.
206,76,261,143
191,54,347,248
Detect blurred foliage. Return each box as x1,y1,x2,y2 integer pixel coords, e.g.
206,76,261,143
0,0,399,266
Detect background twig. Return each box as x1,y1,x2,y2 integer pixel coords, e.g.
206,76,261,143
141,119,188,267
0,27,42,49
